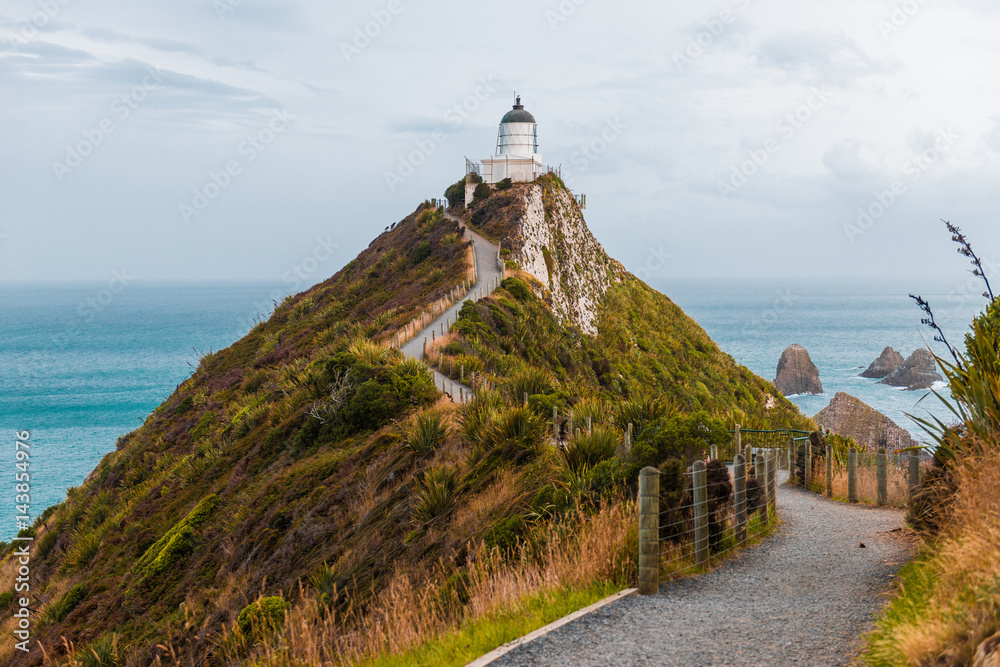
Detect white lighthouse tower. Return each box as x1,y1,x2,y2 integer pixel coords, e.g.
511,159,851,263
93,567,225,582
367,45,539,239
474,97,545,185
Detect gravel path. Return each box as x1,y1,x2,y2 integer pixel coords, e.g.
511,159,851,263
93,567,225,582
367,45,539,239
489,473,915,667
400,214,502,400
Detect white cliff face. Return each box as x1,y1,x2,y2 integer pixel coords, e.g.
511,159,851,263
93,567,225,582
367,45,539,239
512,184,623,335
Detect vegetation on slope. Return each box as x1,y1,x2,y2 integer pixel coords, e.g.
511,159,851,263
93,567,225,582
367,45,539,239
0,182,810,666
863,226,1000,666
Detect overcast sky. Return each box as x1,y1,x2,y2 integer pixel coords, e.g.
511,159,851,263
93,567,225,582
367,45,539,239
3,0,1000,289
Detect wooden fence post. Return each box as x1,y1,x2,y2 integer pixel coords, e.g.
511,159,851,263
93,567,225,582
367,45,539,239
587,415,592,435
692,461,709,566
743,445,752,471
638,467,660,595
734,454,747,544
804,439,812,490
734,423,742,465
755,454,769,527
787,434,795,480
826,444,833,498
770,449,778,507
765,450,775,512
626,423,633,450
908,452,920,498
877,447,888,506
848,446,858,503
552,406,558,442
710,444,718,461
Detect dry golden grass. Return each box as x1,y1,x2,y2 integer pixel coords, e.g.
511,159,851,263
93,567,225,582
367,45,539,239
449,468,523,539
828,458,912,507
231,499,636,667
871,453,1000,666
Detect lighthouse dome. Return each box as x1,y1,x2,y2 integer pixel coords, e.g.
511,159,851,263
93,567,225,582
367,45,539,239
496,96,538,158
500,99,536,124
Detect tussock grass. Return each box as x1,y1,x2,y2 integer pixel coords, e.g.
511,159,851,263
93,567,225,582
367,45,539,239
864,454,1000,666
240,500,637,667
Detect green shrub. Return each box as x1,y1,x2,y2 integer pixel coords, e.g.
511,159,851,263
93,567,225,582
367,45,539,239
483,405,549,457
658,459,690,542
587,459,626,497
506,368,554,402
445,178,466,208
632,411,728,468
42,583,87,625
562,427,620,473
473,183,492,204
137,495,220,579
412,240,432,264
237,596,290,641
483,515,525,554
413,466,458,524
404,410,448,455
458,390,505,450
0,591,13,610
175,395,194,416
308,563,338,609
501,277,532,302
67,529,103,570
74,633,121,667
614,395,670,436
495,177,513,191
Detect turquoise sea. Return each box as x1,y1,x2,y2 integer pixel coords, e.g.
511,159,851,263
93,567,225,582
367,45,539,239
0,282,280,541
0,277,988,540
660,276,984,441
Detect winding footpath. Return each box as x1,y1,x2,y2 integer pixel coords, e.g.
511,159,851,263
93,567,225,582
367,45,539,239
488,472,915,667
400,213,502,400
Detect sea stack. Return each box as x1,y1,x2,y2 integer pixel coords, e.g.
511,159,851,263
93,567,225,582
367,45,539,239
814,392,919,452
880,349,942,390
860,346,905,379
774,344,823,396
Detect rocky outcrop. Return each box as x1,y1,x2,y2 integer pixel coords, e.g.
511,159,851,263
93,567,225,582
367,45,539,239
880,349,942,390
814,392,919,452
511,183,624,335
774,344,823,396
860,346,905,379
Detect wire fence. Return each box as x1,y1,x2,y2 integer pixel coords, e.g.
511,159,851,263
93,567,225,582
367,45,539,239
638,448,781,594
790,441,925,508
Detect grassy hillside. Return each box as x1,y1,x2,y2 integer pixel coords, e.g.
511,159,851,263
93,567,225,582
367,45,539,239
0,182,809,666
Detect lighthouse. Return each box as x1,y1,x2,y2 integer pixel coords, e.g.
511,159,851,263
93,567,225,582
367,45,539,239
472,97,546,185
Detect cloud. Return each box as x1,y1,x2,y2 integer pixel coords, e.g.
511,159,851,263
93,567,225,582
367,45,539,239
754,32,899,87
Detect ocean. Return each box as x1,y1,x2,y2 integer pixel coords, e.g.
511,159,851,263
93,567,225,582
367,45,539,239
0,277,987,540
659,276,985,442
0,282,280,541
